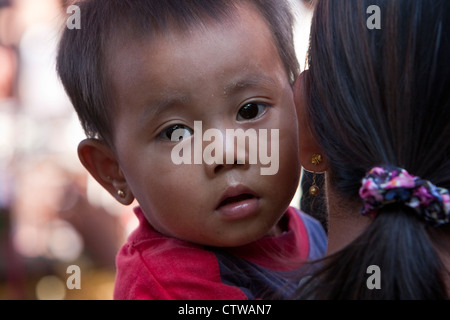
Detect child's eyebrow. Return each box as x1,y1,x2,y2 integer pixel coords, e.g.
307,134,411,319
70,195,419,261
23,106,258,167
138,74,278,127
223,74,278,96
138,93,189,127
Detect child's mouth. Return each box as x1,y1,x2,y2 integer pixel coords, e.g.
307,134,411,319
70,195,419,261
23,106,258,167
219,193,255,207
216,185,260,220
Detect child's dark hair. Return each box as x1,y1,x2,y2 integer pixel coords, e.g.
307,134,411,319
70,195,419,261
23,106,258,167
56,0,300,148
298,0,450,299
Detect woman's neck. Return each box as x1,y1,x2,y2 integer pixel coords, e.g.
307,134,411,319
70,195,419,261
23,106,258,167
325,175,450,297
324,176,371,255
435,234,450,297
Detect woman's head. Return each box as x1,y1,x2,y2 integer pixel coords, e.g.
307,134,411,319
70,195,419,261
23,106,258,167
305,0,450,200
295,0,450,299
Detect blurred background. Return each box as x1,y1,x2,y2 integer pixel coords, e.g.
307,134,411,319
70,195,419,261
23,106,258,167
0,0,313,300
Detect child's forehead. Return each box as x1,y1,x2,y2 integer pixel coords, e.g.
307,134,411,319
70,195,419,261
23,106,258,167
104,6,291,127
107,3,283,91
107,2,273,57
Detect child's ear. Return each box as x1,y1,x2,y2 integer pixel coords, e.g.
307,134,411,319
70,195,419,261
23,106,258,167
77,139,135,205
294,70,327,173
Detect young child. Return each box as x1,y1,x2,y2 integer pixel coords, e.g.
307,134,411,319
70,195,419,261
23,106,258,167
57,0,327,300
294,0,450,299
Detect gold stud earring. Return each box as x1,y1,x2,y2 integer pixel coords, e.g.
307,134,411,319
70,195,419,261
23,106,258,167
117,190,126,199
311,153,323,166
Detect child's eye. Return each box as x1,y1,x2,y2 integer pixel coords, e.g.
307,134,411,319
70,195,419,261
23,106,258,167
159,124,193,141
236,103,269,121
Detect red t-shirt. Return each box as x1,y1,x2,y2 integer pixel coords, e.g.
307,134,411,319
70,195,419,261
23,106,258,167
113,206,327,300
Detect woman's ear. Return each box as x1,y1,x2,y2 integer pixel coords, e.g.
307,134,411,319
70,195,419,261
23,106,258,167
294,70,327,173
77,139,135,205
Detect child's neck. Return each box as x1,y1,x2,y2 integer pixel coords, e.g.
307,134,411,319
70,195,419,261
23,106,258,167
267,214,289,237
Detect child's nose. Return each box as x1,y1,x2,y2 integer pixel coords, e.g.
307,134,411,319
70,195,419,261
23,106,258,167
204,131,250,177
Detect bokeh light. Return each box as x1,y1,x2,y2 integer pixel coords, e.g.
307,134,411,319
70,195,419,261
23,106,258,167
35,275,66,300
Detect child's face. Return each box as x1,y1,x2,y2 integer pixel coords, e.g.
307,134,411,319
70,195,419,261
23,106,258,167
108,4,301,246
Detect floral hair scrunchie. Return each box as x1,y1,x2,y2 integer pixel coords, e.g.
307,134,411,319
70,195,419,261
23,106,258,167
359,165,450,227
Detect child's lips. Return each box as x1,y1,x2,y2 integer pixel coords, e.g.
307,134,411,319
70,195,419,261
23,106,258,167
216,185,260,220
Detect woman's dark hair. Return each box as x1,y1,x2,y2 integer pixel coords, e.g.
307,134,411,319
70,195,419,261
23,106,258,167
298,0,450,299
56,0,299,148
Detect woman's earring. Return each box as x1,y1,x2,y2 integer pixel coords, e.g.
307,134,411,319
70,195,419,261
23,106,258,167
309,172,320,196
311,153,323,166
309,154,323,196
117,190,126,199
